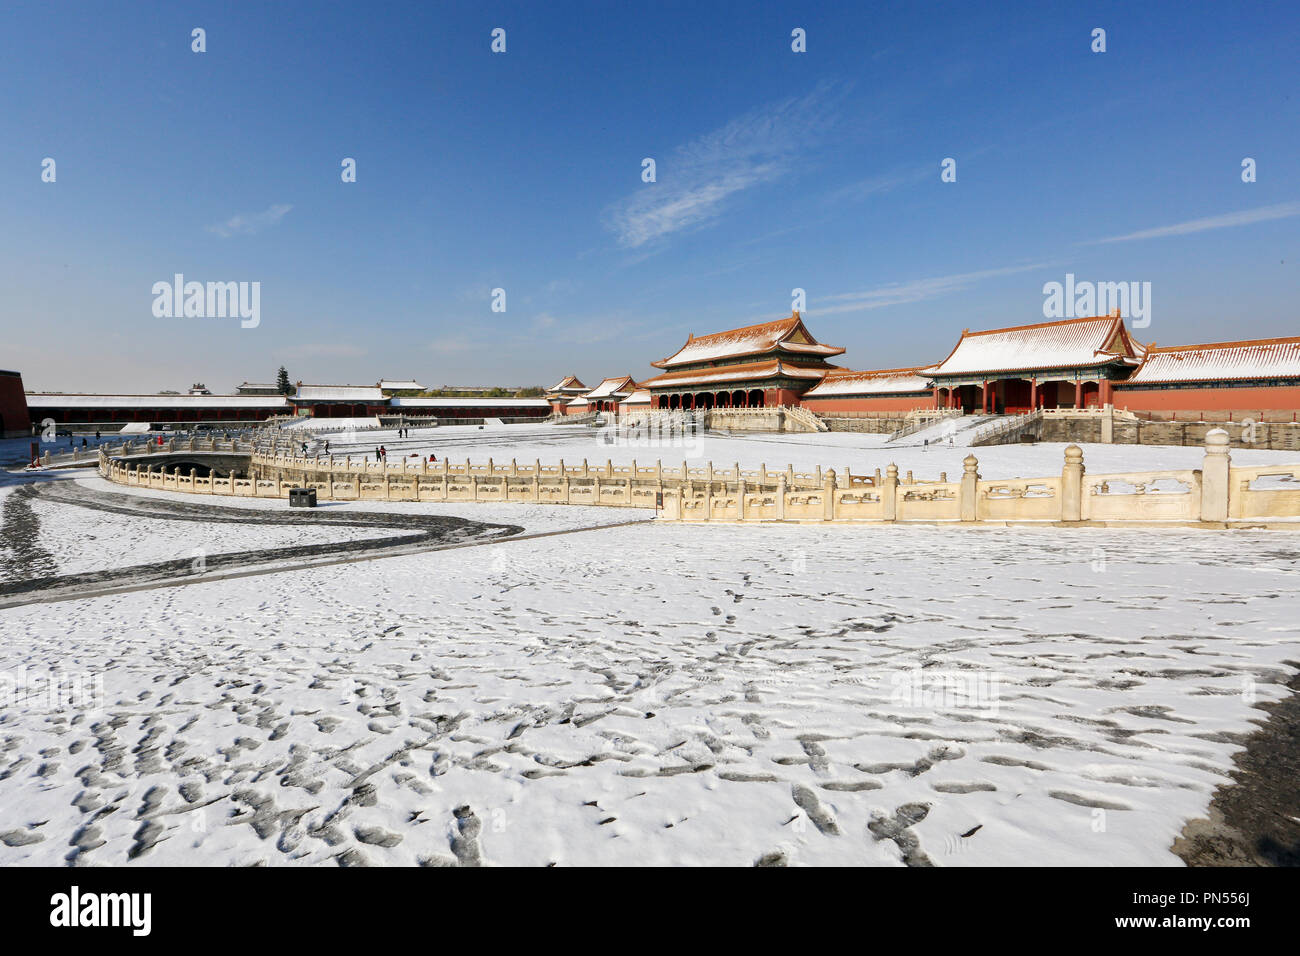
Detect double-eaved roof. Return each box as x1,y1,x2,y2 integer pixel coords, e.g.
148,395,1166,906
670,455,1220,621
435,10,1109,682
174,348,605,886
802,367,933,397
1124,335,1300,385
926,314,1144,378
641,359,829,390
651,312,844,369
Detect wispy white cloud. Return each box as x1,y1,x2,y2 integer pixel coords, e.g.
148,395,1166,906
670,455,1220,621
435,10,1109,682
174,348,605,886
604,84,840,248
809,262,1051,317
207,203,293,238
823,164,931,207
1091,201,1300,244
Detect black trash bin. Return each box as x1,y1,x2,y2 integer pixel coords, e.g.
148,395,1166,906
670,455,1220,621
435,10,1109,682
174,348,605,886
289,487,317,508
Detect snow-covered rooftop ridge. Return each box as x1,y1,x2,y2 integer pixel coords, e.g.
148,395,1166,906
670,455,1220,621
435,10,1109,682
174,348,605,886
622,389,651,404
26,393,291,408
584,376,638,398
378,379,425,390
803,367,933,396
294,385,385,401
928,314,1142,377
1125,336,1300,384
546,374,587,392
389,397,549,407
653,312,844,368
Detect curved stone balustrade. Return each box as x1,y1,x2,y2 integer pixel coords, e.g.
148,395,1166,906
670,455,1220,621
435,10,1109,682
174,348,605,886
92,431,1300,526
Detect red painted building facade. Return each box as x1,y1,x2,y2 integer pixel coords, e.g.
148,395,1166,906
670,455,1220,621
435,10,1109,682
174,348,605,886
1112,336,1300,413
0,369,30,438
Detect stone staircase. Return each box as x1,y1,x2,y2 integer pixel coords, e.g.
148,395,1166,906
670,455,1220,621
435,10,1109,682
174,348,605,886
969,409,1044,446
783,405,830,433
886,408,963,442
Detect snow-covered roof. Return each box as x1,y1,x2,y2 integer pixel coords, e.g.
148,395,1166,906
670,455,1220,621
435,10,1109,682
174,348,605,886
640,359,830,390
566,397,589,407
803,367,933,397
389,397,549,407
1124,336,1300,385
621,389,652,404
294,385,385,401
652,312,844,369
927,315,1143,377
25,393,290,409
546,374,587,393
378,379,426,390
584,376,638,399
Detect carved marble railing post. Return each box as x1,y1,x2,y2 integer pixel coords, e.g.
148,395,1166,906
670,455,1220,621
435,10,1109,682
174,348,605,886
823,470,835,521
1201,429,1231,522
884,464,899,522
960,455,979,522
776,474,787,520
1061,445,1084,521
737,478,747,521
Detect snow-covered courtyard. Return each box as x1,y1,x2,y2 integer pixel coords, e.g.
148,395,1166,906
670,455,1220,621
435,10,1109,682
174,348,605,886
1,425,1297,866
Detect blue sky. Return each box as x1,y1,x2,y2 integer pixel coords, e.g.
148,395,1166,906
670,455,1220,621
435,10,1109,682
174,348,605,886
2,0,1297,392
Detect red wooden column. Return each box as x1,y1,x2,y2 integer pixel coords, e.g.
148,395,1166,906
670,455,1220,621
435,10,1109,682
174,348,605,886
981,381,989,413
1074,379,1082,409
933,387,940,409
1030,378,1038,409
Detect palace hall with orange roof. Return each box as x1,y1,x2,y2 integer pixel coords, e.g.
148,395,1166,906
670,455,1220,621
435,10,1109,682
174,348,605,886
550,309,1300,428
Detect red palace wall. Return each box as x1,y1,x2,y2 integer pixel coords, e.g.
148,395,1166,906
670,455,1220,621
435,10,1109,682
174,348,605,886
402,405,549,420
0,370,29,438
1114,384,1300,413
800,394,933,414
765,387,802,407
